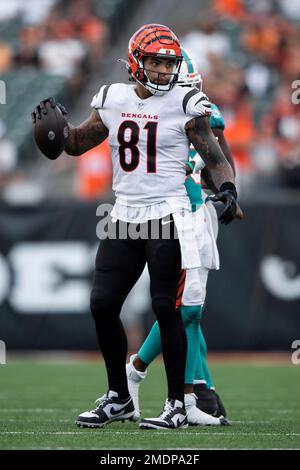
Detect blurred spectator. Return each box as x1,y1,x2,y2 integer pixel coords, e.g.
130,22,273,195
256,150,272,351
244,0,275,15
278,0,300,21
0,0,58,23
251,117,279,182
21,0,58,25
279,37,300,83
213,0,245,20
180,14,231,73
0,0,22,22
0,43,13,73
14,26,41,67
38,20,86,78
223,98,256,174
68,0,109,66
266,84,300,187
241,15,282,66
244,62,271,98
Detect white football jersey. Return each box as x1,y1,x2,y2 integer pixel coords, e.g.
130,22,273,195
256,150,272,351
91,83,211,208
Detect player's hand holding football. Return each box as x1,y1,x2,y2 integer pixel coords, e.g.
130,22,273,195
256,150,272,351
32,97,69,160
207,183,240,225
31,97,68,123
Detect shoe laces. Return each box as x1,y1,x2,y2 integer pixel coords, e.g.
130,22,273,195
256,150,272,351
95,393,106,404
159,400,174,420
91,394,112,413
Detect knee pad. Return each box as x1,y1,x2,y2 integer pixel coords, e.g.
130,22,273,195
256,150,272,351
152,295,175,321
182,268,208,306
186,281,206,305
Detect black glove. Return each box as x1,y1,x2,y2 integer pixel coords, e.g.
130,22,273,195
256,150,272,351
31,97,68,124
207,182,238,225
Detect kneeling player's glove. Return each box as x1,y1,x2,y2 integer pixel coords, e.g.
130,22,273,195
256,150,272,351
207,182,238,225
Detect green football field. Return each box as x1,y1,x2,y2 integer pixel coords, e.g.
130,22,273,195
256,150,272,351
0,358,300,450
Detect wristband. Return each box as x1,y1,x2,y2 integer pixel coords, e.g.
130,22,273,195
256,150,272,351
220,182,237,199
191,154,206,172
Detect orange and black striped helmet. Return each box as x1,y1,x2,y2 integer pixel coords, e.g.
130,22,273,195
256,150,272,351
127,24,183,95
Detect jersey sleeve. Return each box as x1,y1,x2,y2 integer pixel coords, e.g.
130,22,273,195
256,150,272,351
91,84,111,110
91,84,112,128
210,103,225,130
183,88,212,118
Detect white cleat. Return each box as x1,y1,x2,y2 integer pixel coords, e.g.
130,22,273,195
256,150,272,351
185,393,229,426
126,354,147,421
75,390,136,428
139,398,188,430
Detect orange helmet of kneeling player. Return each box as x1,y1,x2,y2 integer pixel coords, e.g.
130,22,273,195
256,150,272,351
127,24,183,96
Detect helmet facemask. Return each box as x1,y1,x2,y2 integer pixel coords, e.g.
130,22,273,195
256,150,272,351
136,53,183,96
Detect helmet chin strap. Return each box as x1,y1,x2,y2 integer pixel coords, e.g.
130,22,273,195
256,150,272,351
134,77,168,96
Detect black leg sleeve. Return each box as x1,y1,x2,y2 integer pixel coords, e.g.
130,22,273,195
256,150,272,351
91,236,146,397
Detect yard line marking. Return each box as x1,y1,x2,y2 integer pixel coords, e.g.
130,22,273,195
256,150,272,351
0,432,81,435
1,431,300,437
265,409,300,413
0,408,297,414
0,409,57,413
231,421,271,424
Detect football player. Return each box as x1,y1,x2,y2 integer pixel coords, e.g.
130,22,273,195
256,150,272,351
125,48,237,425
32,25,238,430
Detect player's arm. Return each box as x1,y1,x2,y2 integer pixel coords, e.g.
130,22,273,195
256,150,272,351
201,167,217,193
186,116,238,224
186,116,234,188
65,110,108,156
32,97,108,158
186,127,235,179
201,127,235,191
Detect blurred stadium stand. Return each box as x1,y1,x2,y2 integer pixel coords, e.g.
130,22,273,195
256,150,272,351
0,0,137,203
0,0,299,352
0,0,300,203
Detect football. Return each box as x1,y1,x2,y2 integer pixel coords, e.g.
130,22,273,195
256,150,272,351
33,103,69,160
